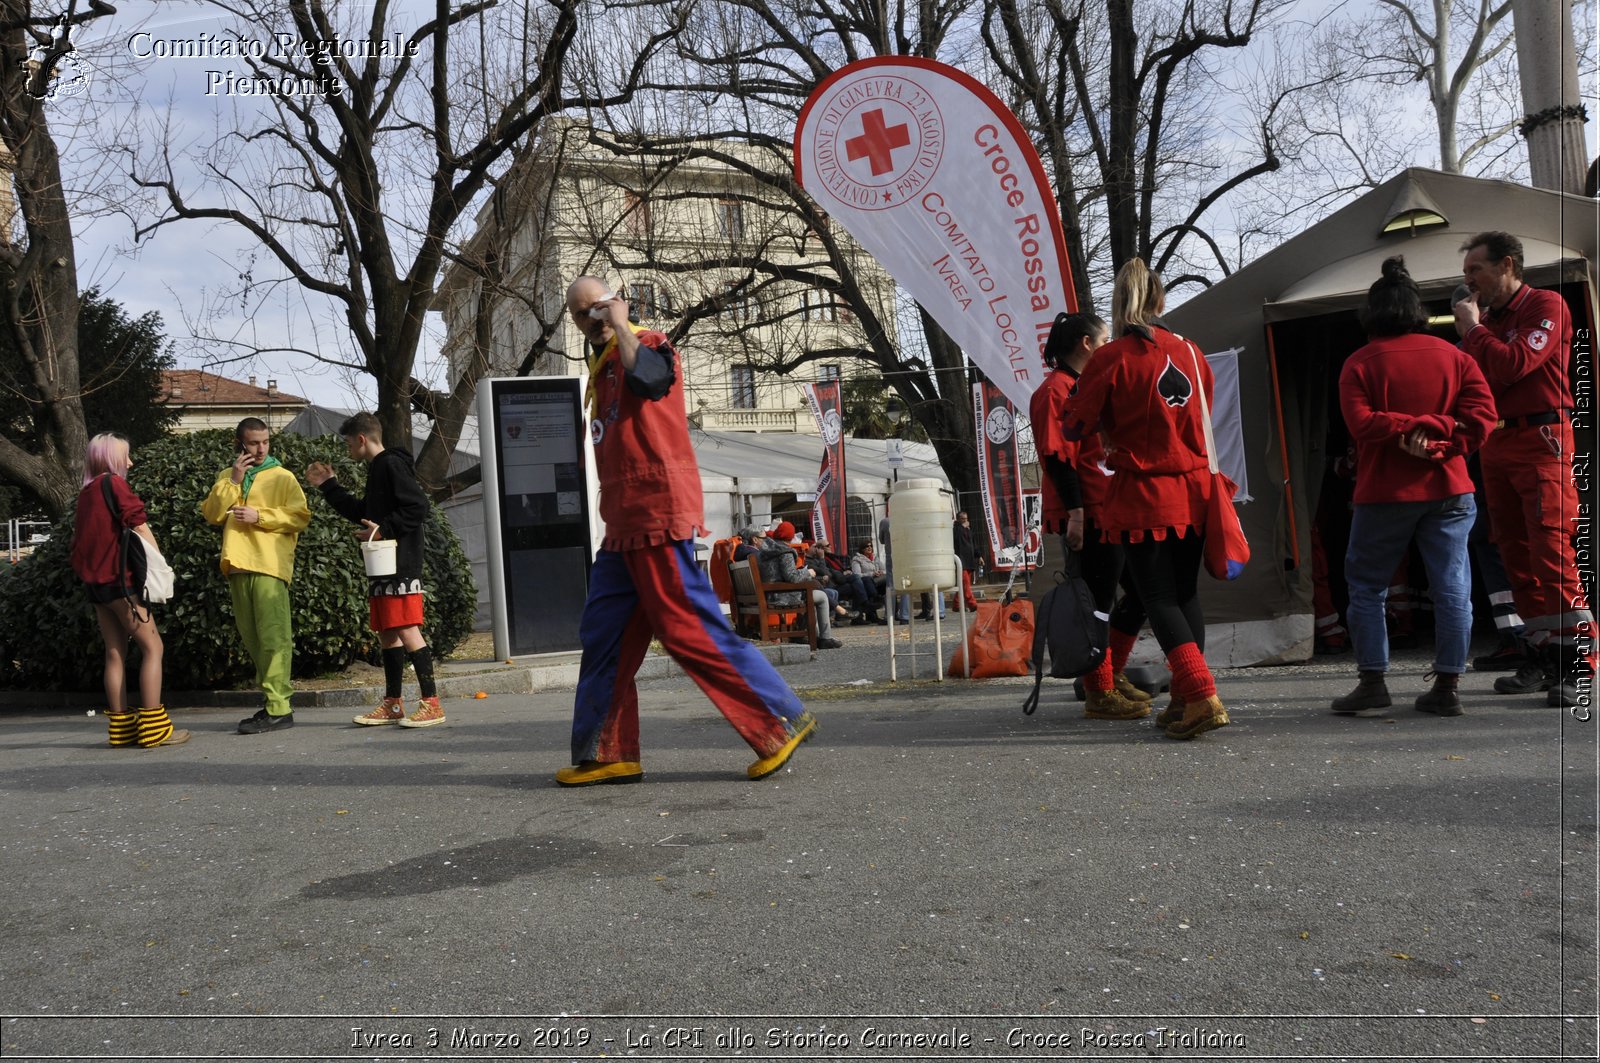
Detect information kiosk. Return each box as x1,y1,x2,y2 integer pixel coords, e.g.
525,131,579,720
477,376,598,659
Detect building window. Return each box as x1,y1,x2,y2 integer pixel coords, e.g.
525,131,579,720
724,283,755,323
716,198,744,241
818,363,841,383
623,190,651,239
626,282,657,319
801,291,838,322
731,365,757,409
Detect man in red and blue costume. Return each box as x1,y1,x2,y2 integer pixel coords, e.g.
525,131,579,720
1454,232,1593,709
556,277,817,786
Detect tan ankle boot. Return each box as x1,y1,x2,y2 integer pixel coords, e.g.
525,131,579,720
1163,694,1230,740
1084,687,1152,720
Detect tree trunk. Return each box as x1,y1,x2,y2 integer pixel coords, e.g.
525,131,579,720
1105,0,1140,271
1512,0,1587,193
0,2,88,520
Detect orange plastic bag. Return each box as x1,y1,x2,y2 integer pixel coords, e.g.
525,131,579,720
949,598,1035,678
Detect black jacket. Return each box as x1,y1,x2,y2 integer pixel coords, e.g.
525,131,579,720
319,448,430,586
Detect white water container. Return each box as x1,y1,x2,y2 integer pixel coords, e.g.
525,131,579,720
889,478,956,591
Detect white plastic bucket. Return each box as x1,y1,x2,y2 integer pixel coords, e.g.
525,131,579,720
360,533,396,577
889,478,956,591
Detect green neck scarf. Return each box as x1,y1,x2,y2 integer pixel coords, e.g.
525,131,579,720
241,455,282,501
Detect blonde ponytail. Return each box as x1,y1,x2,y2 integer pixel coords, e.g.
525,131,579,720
1112,257,1166,338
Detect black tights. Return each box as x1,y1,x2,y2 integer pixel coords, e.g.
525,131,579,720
1122,532,1205,654
1073,523,1146,638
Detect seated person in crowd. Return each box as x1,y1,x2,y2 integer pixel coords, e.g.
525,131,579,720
757,524,842,649
811,539,879,624
732,526,762,563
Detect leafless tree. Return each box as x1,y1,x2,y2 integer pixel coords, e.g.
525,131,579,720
1342,0,1520,176
0,0,115,520
126,0,676,493
983,0,1305,299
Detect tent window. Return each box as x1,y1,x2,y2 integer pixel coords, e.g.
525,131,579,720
845,496,874,552
1380,210,1447,234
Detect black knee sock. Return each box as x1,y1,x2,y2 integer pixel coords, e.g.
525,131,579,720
407,646,436,699
382,646,406,699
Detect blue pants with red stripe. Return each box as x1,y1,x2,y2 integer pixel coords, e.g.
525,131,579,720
573,540,808,764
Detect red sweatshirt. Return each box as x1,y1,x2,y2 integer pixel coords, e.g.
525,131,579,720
70,474,148,586
1338,332,1497,504
1459,283,1572,419
1063,324,1213,540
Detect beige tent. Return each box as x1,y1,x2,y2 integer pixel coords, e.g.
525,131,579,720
1165,167,1598,665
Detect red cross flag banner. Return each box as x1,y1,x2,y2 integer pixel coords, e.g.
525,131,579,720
974,380,1028,571
804,380,849,552
794,57,1077,412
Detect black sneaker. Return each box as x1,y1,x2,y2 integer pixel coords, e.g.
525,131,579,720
1548,671,1595,708
237,709,294,734
816,637,844,649
1493,662,1552,695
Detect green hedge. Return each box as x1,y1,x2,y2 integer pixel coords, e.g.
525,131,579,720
0,429,475,693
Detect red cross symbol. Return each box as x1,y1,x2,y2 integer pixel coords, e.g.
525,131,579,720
845,108,911,176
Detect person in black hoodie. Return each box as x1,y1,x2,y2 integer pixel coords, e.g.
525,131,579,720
306,412,444,728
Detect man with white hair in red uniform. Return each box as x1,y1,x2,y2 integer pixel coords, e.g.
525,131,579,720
1454,231,1593,708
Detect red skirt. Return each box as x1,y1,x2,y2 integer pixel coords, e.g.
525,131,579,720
369,593,424,632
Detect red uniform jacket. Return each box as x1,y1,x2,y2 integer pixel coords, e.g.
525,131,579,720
1338,333,1497,504
588,328,705,551
1460,284,1572,419
1029,369,1074,533
70,474,147,585
1062,324,1213,541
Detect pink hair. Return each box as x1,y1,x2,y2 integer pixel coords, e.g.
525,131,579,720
82,432,130,485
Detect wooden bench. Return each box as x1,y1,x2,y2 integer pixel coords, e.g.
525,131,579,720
728,558,818,651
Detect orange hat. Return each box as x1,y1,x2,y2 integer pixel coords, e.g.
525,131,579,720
772,520,796,542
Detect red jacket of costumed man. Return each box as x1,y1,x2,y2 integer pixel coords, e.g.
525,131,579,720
586,324,704,550
1060,323,1214,541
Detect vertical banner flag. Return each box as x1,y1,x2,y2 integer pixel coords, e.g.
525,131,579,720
804,381,849,552
794,57,1077,413
974,381,1027,570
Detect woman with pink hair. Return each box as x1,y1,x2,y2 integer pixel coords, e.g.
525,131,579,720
68,433,188,748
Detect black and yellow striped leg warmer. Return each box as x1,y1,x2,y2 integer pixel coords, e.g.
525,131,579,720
106,711,137,747
136,706,175,748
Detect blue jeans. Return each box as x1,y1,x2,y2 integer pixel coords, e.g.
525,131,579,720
1345,494,1476,675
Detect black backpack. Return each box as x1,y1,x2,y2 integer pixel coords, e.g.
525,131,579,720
1021,550,1108,715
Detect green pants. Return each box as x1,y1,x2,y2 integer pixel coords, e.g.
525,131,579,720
229,572,294,715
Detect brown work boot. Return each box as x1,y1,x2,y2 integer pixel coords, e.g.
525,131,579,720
1154,697,1183,728
1163,694,1230,740
1414,671,1462,716
1083,687,1152,720
1330,671,1391,716
1113,671,1153,702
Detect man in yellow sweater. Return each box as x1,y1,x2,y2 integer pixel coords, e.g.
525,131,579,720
201,418,312,734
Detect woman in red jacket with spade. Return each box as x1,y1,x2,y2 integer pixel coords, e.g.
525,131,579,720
1062,259,1227,740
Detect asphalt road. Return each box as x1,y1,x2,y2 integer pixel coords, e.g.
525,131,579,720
1,650,1595,1061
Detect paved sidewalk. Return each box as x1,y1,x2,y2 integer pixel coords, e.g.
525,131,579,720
0,638,1594,1061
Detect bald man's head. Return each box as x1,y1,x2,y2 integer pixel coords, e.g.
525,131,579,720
567,276,615,348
